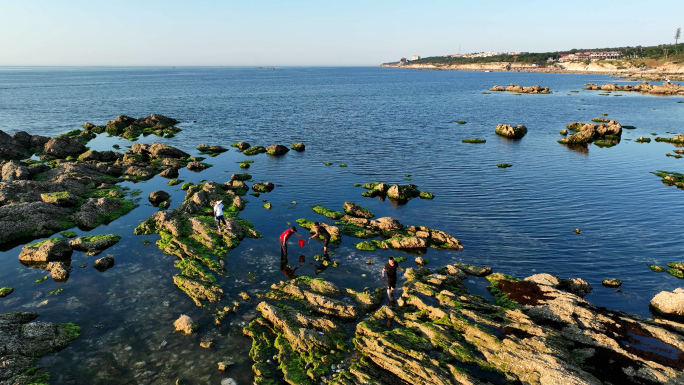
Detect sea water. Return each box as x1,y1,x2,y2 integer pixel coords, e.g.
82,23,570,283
1,66,683,384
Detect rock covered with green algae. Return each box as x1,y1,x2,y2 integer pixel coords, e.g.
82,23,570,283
86,114,181,140
134,181,261,316
341,211,462,251
0,312,80,385
243,277,384,385
342,201,374,219
495,123,528,139
324,264,684,385
69,233,121,256
312,205,345,220
558,121,622,146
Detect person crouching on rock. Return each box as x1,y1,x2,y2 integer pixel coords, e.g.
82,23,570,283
279,226,301,256
213,200,229,234
309,222,331,255
382,256,402,305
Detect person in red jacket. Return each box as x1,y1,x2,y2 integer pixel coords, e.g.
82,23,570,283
279,226,301,256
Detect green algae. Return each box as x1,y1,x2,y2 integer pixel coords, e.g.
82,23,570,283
167,179,184,186
263,203,272,209
667,262,684,271
324,162,333,166
243,146,267,155
593,140,617,148
341,224,377,239
497,163,512,168
339,163,347,167
49,288,64,295
0,287,14,297
312,206,344,220
79,234,121,244
419,191,435,199
636,137,651,143
355,241,376,251
60,231,78,238
649,265,666,272
456,121,467,124
181,182,194,190
35,276,48,283
462,138,486,144
666,269,684,279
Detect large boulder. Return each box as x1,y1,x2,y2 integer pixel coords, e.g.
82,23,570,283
106,115,136,130
18,238,73,263
387,184,420,201
0,130,28,160
133,114,178,128
0,202,74,244
93,255,115,271
159,166,180,178
266,144,289,156
43,136,86,158
12,131,33,148
149,190,171,206
343,202,375,219
252,182,274,193
650,288,684,319
369,217,402,231
149,143,189,159
495,124,528,139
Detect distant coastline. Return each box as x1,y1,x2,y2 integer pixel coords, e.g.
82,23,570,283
380,61,684,81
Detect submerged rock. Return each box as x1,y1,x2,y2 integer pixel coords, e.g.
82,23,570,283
252,182,275,193
0,312,80,384
93,255,115,271
70,234,121,256
173,314,197,334
290,142,305,151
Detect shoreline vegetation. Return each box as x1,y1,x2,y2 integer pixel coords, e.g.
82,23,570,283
3,112,684,384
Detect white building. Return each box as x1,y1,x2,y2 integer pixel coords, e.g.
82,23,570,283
412,55,420,61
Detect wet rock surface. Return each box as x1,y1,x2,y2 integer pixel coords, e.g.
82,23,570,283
0,312,80,384
243,264,684,385
93,255,115,271
18,238,73,263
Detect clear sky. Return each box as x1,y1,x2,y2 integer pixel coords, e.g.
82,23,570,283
0,0,682,66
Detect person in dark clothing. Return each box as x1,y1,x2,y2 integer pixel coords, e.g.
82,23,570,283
382,256,402,304
309,222,331,254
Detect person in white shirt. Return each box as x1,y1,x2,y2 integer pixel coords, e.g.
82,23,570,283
213,200,228,233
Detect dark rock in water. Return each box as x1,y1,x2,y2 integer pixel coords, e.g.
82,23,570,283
0,130,28,160
602,278,622,287
70,234,121,256
159,166,180,178
525,273,593,297
93,255,115,271
265,144,289,156
106,115,136,130
230,173,252,181
43,136,87,158
187,161,209,172
252,182,274,193
495,123,528,139
149,190,171,206
197,144,228,156
387,184,420,201
12,131,33,148
0,312,80,383
18,238,73,263
343,201,375,219
46,261,72,281
290,142,305,151
0,202,74,244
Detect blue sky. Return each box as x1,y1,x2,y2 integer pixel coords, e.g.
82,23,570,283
0,0,681,66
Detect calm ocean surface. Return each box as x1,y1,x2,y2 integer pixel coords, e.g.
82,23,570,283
1,67,683,384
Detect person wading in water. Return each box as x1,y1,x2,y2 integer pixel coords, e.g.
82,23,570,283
279,226,301,256
309,222,331,255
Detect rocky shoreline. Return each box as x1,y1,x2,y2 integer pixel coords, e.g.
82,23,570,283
243,263,684,385
3,113,684,385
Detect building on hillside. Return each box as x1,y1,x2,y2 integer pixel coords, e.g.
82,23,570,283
558,51,622,62
412,55,420,61
400,57,408,64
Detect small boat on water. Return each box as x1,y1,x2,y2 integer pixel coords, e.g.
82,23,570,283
483,70,491,73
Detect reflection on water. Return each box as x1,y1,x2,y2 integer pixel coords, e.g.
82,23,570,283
1,67,684,383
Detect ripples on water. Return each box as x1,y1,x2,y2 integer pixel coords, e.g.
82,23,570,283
0,67,683,384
